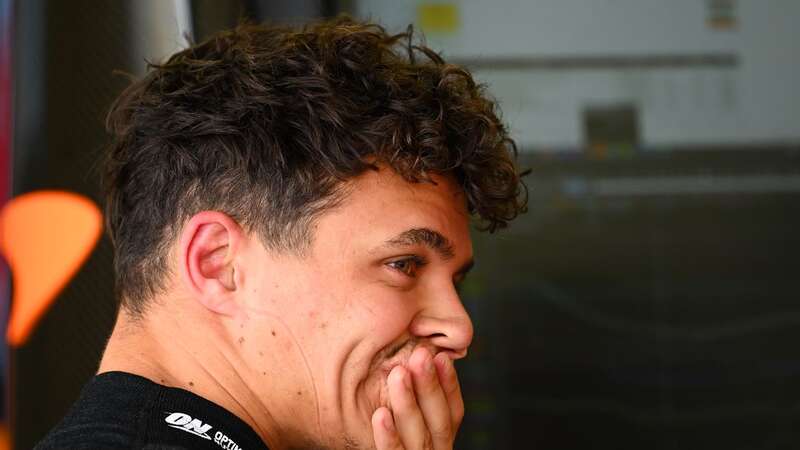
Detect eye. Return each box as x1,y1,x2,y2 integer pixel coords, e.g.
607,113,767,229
386,256,426,277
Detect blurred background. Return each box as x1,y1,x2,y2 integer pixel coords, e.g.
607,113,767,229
3,1,800,449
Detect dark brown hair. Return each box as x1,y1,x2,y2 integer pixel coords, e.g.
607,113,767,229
104,16,527,313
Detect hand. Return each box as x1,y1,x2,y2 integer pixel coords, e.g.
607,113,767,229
371,347,464,450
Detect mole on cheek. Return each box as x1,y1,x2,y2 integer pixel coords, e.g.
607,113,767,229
238,337,245,345
271,330,277,337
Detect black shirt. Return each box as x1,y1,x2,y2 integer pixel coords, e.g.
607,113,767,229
35,371,268,450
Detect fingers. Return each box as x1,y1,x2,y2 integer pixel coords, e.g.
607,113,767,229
387,365,431,449
433,352,464,429
374,348,463,450
408,348,452,448
372,407,403,450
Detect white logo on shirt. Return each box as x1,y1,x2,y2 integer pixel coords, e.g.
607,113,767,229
164,412,244,449
164,412,213,440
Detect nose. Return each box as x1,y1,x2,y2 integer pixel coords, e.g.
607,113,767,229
409,283,474,360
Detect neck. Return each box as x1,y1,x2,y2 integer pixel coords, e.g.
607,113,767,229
98,301,289,449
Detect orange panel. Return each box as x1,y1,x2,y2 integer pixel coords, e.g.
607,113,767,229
0,191,102,346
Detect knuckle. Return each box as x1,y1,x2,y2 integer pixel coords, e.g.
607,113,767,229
429,421,452,440
390,382,416,410
392,394,421,417
440,367,459,391
392,394,416,413
452,401,465,425
443,379,459,397
423,433,434,450
416,373,439,395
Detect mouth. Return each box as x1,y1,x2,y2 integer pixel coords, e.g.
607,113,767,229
369,339,442,409
375,340,414,377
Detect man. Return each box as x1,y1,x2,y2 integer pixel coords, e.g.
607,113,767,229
37,17,526,450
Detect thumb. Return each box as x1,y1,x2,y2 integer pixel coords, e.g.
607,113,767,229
372,407,404,450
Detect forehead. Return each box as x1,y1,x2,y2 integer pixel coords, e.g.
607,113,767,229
314,167,472,255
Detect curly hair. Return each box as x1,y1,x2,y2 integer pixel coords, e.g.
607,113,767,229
104,16,527,313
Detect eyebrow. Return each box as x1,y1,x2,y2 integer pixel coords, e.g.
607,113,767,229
384,228,456,260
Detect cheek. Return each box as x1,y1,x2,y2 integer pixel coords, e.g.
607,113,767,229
368,311,410,344
361,288,417,334
345,288,417,375
359,303,414,409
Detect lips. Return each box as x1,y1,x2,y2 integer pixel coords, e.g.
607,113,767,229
376,341,445,405
362,338,442,414
379,340,427,375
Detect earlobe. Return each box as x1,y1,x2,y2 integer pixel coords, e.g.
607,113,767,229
180,211,244,316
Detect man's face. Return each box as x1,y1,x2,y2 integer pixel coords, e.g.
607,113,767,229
238,167,474,448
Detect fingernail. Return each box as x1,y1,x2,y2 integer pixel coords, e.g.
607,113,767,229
383,414,395,432
402,369,412,389
435,354,450,373
424,355,435,374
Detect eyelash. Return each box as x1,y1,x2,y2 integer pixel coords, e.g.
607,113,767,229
386,255,427,278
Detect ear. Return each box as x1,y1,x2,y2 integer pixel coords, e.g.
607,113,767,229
179,211,244,316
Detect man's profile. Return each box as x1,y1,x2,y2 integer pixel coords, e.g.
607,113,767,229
36,17,526,450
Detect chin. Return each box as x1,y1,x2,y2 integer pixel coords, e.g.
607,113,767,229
337,371,393,450
341,343,418,449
